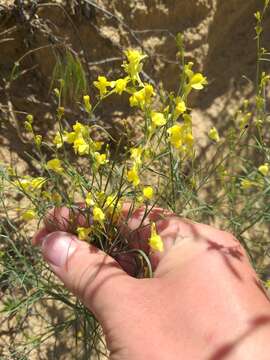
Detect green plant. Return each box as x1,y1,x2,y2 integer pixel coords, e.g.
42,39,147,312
1,2,270,358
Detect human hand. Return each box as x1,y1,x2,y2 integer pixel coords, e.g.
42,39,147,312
33,204,270,360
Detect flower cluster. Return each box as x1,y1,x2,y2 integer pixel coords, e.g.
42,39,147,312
10,48,209,257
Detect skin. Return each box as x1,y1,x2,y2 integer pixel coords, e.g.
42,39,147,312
33,204,270,360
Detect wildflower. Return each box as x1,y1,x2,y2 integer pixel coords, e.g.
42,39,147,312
144,84,155,100
240,179,254,190
14,176,45,192
26,114,34,123
93,152,108,166
83,95,92,113
53,132,65,148
57,107,65,118
113,78,129,95
93,207,105,223
151,112,166,127
105,194,121,214
208,127,220,142
77,227,92,241
265,280,270,289
130,147,143,165
46,158,64,174
93,141,103,151
122,49,147,83
31,177,46,190
127,166,140,187
175,97,186,116
258,163,269,176
184,62,194,79
184,132,194,147
73,137,90,155
66,131,76,144
21,209,37,221
149,223,164,252
239,112,252,129
129,83,155,109
143,186,154,200
167,124,183,149
85,192,95,207
13,178,32,192
73,122,89,137
189,73,207,90
34,135,42,147
24,121,33,132
94,76,112,97
129,90,144,107
54,88,60,97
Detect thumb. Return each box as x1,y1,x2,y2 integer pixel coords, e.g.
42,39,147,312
40,231,137,325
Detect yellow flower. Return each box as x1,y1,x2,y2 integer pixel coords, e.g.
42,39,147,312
93,141,103,151
85,192,95,207
31,177,46,190
93,152,108,166
24,121,33,132
175,97,186,116
57,106,65,118
34,135,42,147
130,147,143,165
258,163,269,176
239,112,252,129
73,137,90,155
240,179,254,190
184,132,194,146
77,227,92,241
144,84,155,99
26,114,34,123
113,77,129,94
184,61,194,79
83,95,92,113
151,112,166,127
208,127,220,142
129,83,155,109
143,186,154,200
53,132,65,148
13,178,31,191
46,158,64,174
265,280,270,289
105,194,121,214
122,49,147,82
54,88,60,97
129,89,144,107
21,209,37,221
189,73,207,90
93,207,105,223
94,76,112,97
127,166,140,187
167,124,183,149
149,223,164,252
66,131,76,144
73,122,89,137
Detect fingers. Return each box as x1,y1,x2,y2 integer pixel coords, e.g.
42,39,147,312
33,202,198,271
33,205,89,246
39,231,137,327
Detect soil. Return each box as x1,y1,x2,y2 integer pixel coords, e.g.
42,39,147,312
0,0,270,359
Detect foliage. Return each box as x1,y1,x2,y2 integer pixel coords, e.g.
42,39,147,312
1,1,270,358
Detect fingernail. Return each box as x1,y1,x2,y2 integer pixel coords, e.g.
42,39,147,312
41,231,78,267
